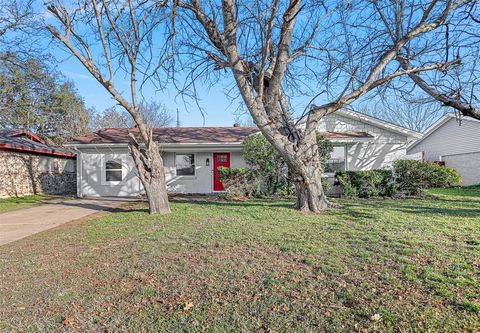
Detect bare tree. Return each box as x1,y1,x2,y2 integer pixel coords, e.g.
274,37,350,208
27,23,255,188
46,0,172,214
90,107,132,130
176,0,468,212
375,0,480,120
91,102,173,130
0,0,53,66
359,98,445,133
138,101,174,128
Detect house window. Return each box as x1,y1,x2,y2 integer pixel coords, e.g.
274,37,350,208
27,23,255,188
216,154,228,162
105,159,123,182
39,157,57,173
325,146,346,173
61,159,75,173
176,154,195,176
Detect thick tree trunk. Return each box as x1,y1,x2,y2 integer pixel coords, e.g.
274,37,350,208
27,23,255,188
129,136,170,215
295,167,329,213
144,173,170,214
143,144,170,214
284,131,330,213
291,160,329,213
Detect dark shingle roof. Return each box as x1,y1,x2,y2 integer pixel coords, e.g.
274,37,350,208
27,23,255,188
0,129,75,158
68,127,374,145
69,127,260,144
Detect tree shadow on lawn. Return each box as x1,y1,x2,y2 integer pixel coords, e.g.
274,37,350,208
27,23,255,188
59,201,131,213
347,199,480,218
170,197,295,209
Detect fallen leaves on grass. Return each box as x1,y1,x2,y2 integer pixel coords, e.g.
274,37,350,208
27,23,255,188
183,301,194,312
369,313,381,321
62,315,75,326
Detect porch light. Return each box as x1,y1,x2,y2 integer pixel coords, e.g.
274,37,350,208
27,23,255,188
206,158,210,166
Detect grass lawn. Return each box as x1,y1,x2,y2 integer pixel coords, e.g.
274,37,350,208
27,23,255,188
0,194,49,213
0,187,479,332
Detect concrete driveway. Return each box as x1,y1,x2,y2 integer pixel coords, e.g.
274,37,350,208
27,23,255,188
0,199,127,246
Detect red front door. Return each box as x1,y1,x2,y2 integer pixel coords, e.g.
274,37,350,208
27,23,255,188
213,152,230,191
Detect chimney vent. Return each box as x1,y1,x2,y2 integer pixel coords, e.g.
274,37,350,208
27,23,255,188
233,123,240,127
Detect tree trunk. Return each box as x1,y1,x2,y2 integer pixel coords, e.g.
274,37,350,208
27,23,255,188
285,132,330,213
129,136,170,214
144,173,170,214
291,162,329,213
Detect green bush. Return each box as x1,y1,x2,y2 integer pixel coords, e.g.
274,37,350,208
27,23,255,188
336,170,395,198
218,167,260,199
241,133,333,197
321,177,333,194
393,160,461,195
336,161,461,198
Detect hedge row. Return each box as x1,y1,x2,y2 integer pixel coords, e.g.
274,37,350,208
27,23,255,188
336,160,461,198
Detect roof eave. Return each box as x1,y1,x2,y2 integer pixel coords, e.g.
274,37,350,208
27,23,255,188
0,143,76,158
328,137,374,143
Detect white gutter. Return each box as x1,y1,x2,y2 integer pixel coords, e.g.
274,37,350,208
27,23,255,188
69,145,83,198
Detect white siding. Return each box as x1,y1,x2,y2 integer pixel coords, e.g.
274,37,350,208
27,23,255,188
79,148,143,197
77,148,247,196
442,152,480,186
346,142,408,170
164,151,246,193
408,116,480,186
408,117,480,160
318,113,411,170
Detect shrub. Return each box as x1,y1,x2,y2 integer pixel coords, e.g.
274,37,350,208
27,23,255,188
218,167,259,199
241,133,333,197
336,170,395,198
336,161,462,198
393,160,461,195
321,177,333,194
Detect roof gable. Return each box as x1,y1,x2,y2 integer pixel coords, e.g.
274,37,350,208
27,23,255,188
334,109,422,138
297,109,422,138
408,113,480,151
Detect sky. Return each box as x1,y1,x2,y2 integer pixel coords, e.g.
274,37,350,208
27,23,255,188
34,1,245,128
31,0,467,131
56,53,245,127
39,3,313,129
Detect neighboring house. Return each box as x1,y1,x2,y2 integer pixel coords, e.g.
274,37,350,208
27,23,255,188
66,110,421,197
0,129,77,197
408,113,480,186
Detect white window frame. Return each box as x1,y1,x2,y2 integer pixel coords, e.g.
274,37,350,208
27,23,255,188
175,153,196,177
102,155,125,185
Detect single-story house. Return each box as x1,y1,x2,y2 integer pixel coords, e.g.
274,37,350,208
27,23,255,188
66,109,421,197
407,113,480,186
0,129,77,197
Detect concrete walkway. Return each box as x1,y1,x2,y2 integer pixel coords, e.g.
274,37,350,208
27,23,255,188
0,199,127,246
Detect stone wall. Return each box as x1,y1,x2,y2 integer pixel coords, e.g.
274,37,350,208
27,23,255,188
0,150,77,197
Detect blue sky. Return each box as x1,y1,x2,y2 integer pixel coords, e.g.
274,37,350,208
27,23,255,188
41,4,315,129
36,4,247,127
57,56,243,127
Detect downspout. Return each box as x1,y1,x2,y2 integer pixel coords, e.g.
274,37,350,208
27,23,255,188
70,146,83,198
